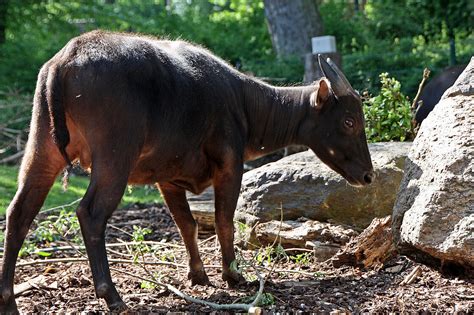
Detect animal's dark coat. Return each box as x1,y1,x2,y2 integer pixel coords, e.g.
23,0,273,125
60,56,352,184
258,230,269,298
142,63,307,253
415,65,466,124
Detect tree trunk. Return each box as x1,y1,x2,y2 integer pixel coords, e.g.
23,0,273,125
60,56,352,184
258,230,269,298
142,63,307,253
0,0,7,44
264,0,324,58
445,12,457,66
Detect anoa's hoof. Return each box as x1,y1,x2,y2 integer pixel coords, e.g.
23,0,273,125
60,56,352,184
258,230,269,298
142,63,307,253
108,300,129,313
188,269,211,286
222,270,246,288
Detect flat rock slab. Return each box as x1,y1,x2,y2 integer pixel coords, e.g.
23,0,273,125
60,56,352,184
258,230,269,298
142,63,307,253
188,188,215,233
392,57,474,271
255,219,358,261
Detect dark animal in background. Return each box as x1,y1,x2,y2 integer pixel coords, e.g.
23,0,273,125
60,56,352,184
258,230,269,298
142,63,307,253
0,30,374,312
415,65,466,124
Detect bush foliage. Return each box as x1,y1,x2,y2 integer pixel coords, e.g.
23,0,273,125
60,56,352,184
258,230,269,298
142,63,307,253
0,0,472,147
1,0,472,95
363,73,413,142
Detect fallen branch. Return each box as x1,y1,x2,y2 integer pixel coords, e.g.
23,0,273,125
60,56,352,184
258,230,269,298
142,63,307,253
16,257,192,268
107,247,133,258
411,68,431,133
112,266,265,312
13,275,50,297
108,223,133,237
39,198,82,214
411,68,431,111
198,234,217,245
1,240,187,254
0,150,24,164
50,224,86,258
127,249,265,313
400,265,422,285
129,224,267,313
167,273,263,313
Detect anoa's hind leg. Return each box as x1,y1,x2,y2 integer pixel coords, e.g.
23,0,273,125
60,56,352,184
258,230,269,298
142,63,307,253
0,110,67,313
75,146,140,311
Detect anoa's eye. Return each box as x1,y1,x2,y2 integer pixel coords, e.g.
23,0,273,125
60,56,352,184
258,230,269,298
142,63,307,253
344,118,355,128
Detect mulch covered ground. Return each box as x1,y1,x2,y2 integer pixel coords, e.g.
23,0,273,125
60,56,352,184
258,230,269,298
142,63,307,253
8,205,474,313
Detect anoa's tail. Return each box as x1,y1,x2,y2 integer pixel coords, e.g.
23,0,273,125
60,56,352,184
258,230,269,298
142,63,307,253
45,64,72,168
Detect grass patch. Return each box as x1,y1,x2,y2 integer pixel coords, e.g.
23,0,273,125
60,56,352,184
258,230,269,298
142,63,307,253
0,165,163,216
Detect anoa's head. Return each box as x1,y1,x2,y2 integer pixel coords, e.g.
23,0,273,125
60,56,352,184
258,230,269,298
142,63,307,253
300,55,374,186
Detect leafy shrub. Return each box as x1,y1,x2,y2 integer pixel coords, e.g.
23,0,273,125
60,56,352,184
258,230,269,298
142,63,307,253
19,209,82,257
1,1,472,97
363,73,413,142
320,0,474,97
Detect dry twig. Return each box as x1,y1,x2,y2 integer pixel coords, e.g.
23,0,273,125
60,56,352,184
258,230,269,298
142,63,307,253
400,266,422,285
38,198,83,214
16,257,190,268
411,68,431,111
0,150,24,164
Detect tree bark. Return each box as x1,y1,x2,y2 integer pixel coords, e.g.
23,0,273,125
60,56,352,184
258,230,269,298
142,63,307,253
332,216,397,268
445,12,457,66
264,0,324,58
0,0,7,44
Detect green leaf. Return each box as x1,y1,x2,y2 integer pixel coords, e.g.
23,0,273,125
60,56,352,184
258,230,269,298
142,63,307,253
35,251,52,257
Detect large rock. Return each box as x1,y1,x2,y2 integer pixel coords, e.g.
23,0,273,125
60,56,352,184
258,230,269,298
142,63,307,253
235,142,411,230
392,57,474,271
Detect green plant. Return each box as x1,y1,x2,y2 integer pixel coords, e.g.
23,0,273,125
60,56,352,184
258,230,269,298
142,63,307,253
363,73,413,142
239,292,276,307
140,280,157,290
18,209,82,257
289,252,312,266
132,225,152,242
254,244,287,266
131,225,152,256
18,242,36,258
229,259,242,274
158,252,176,262
32,210,81,243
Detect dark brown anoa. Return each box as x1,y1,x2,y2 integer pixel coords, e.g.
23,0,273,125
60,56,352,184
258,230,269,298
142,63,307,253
0,30,374,312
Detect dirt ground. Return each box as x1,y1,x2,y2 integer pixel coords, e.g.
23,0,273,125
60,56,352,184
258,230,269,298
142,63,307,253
8,205,474,313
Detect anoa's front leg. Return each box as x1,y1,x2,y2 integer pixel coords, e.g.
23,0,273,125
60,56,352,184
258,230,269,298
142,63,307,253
212,156,246,287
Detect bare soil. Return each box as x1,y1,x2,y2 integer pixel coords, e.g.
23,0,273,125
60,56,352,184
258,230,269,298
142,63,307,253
10,205,474,313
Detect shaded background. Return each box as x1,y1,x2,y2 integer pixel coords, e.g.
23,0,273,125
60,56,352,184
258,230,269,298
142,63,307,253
0,0,472,96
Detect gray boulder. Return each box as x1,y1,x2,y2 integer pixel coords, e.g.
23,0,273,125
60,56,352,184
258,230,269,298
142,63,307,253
392,57,474,271
235,142,411,230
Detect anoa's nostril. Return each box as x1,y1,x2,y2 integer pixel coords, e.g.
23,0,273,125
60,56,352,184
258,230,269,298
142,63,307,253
363,171,375,184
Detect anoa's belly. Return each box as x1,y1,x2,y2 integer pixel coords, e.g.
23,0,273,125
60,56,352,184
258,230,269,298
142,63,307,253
128,149,214,194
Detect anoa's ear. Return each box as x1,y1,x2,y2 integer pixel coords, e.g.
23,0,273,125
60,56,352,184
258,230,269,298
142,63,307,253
311,77,332,110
